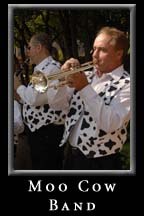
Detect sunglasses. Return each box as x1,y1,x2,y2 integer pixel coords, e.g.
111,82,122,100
27,46,31,50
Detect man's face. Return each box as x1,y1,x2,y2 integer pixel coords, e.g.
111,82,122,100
27,39,39,65
92,33,122,73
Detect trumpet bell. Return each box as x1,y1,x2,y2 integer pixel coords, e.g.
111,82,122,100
31,71,48,93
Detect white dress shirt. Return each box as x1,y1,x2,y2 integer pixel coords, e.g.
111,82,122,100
14,100,24,135
69,65,130,147
16,56,69,131
51,65,130,156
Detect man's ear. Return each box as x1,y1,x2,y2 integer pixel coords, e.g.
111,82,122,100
37,43,42,51
116,49,123,60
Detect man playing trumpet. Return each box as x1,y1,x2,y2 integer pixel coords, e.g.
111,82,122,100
14,32,67,170
51,26,130,170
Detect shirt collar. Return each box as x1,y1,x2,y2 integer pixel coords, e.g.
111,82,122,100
108,65,124,81
96,65,124,82
34,56,53,72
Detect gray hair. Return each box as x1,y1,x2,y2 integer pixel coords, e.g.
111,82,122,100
31,32,52,51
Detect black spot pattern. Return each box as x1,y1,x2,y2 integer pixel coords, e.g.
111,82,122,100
55,110,62,115
109,95,114,101
121,129,126,134
68,108,77,117
99,129,107,137
42,62,50,70
47,115,53,118
87,151,96,158
108,86,117,92
99,92,105,97
82,145,88,151
52,62,56,65
99,149,107,155
89,137,97,145
72,102,76,105
32,118,39,125
84,111,89,115
50,110,54,114
43,104,49,112
46,119,51,124
26,105,30,110
89,117,93,122
99,138,104,141
117,135,121,140
120,76,125,79
81,119,90,130
104,139,116,150
115,148,120,153
125,79,129,83
77,137,82,145
35,106,40,109
113,81,120,85
28,116,33,120
78,105,82,110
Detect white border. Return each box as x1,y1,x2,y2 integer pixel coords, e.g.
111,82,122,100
8,4,136,176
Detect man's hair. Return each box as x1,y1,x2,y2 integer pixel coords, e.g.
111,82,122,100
97,26,129,61
31,32,52,52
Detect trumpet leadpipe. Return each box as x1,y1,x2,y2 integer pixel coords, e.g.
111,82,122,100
31,61,94,93
46,61,94,81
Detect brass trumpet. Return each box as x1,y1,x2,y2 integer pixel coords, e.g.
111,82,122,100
31,61,94,93
15,58,30,76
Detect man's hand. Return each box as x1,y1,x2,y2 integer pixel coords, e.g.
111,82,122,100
61,58,80,71
67,72,88,90
61,58,89,91
14,74,22,91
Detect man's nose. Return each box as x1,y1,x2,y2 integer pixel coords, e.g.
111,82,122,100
92,49,99,58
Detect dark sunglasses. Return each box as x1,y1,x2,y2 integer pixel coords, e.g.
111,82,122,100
27,46,31,50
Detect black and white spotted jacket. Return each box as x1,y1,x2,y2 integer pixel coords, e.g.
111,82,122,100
59,67,130,158
18,56,67,132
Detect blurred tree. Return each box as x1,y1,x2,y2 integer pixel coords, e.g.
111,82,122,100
13,8,130,63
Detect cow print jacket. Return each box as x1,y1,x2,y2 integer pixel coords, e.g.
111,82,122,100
23,58,66,132
60,70,130,158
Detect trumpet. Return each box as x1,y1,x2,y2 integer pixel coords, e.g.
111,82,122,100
15,58,30,76
15,58,30,86
31,61,94,93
